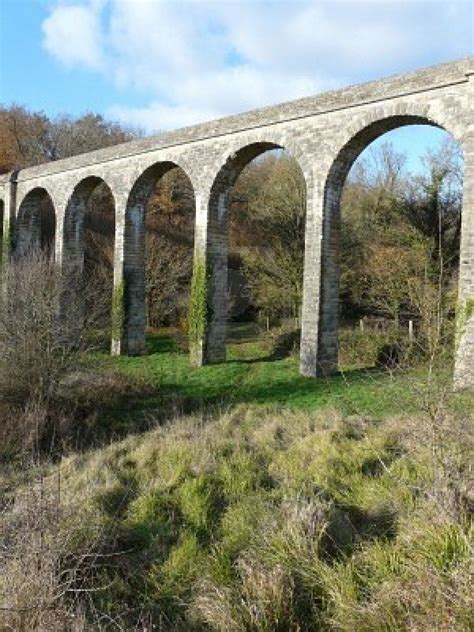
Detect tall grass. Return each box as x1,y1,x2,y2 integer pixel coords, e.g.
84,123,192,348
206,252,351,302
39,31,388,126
2,394,472,630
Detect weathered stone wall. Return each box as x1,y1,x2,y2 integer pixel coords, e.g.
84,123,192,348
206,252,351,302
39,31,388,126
1,57,472,388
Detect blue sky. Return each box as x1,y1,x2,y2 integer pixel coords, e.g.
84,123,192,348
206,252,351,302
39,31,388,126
0,1,473,172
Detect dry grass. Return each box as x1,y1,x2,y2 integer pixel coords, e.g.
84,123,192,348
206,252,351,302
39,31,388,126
1,393,472,631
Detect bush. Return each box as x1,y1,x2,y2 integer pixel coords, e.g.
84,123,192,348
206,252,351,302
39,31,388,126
375,341,407,369
0,250,107,455
339,324,403,368
0,473,95,631
266,326,301,359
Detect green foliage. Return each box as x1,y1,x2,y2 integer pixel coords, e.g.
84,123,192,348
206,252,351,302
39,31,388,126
339,325,403,368
456,297,474,349
219,496,270,559
188,255,209,361
111,279,125,343
340,138,462,334
178,474,224,535
234,153,306,323
147,531,206,607
88,330,461,427
265,325,301,359
126,491,180,547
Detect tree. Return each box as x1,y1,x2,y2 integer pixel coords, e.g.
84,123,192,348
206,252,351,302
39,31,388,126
363,237,428,322
340,137,462,336
83,184,116,330
145,168,195,327
233,152,306,326
47,113,137,160
0,250,108,452
0,105,50,172
0,105,137,173
399,137,462,274
340,141,409,318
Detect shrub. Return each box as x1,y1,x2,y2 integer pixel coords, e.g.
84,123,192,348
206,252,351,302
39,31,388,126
266,326,301,359
0,250,108,455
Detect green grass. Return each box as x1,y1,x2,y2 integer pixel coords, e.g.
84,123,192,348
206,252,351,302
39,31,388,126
2,328,473,630
3,400,472,630
86,331,448,426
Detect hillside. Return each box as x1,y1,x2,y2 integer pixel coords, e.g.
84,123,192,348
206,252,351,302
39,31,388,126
1,339,472,631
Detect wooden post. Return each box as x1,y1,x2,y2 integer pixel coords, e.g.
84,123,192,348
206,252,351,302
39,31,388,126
408,319,414,343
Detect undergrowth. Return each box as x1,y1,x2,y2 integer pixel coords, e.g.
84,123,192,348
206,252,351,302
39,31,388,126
1,393,472,631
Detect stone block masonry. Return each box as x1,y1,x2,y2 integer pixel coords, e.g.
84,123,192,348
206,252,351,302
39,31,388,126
0,57,472,389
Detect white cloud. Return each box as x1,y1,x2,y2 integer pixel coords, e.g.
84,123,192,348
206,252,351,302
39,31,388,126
42,0,474,132
42,3,105,71
109,102,220,133
109,68,333,132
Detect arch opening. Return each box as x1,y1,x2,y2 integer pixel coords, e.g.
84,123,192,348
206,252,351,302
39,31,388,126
16,187,56,259
192,141,307,365
309,116,464,377
121,162,195,355
62,177,116,348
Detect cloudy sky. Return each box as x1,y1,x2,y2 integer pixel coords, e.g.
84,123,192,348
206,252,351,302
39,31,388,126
0,0,472,167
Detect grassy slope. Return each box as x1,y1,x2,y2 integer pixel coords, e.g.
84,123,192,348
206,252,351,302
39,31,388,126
2,332,473,631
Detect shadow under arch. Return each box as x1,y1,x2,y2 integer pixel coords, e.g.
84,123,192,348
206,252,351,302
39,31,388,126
193,140,308,365
302,113,464,377
121,160,196,355
63,176,116,270
62,176,116,348
16,187,56,259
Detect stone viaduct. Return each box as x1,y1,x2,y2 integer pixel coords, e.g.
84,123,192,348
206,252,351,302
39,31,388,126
0,57,473,389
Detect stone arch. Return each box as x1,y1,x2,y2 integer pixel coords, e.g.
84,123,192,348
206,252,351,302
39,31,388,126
300,111,465,377
61,176,116,347
16,187,56,259
211,142,283,194
192,140,308,365
120,161,196,355
209,134,312,195
62,176,115,273
325,108,464,187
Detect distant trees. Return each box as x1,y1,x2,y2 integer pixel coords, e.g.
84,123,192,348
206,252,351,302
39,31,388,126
338,137,463,359
145,168,195,328
230,152,306,327
83,184,116,328
229,137,462,360
0,105,137,172
341,143,412,320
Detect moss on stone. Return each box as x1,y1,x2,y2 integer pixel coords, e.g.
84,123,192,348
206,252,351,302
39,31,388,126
188,256,209,364
455,297,474,350
111,279,125,344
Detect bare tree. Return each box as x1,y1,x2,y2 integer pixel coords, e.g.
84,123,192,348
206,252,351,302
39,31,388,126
235,153,306,325
0,250,108,452
145,168,194,328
